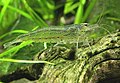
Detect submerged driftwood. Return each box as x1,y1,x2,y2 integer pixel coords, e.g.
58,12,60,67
7,29,120,83
36,30,120,83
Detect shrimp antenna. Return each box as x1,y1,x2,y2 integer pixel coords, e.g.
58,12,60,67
96,3,105,25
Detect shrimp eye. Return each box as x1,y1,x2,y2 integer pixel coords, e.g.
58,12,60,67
84,23,89,26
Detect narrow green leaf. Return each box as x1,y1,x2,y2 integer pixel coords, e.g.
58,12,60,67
0,40,33,58
0,0,11,24
22,0,48,27
8,6,33,21
0,58,54,65
0,30,29,39
82,0,97,22
74,0,85,24
64,1,79,14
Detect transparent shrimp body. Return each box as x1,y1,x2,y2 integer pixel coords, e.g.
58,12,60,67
4,23,111,48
